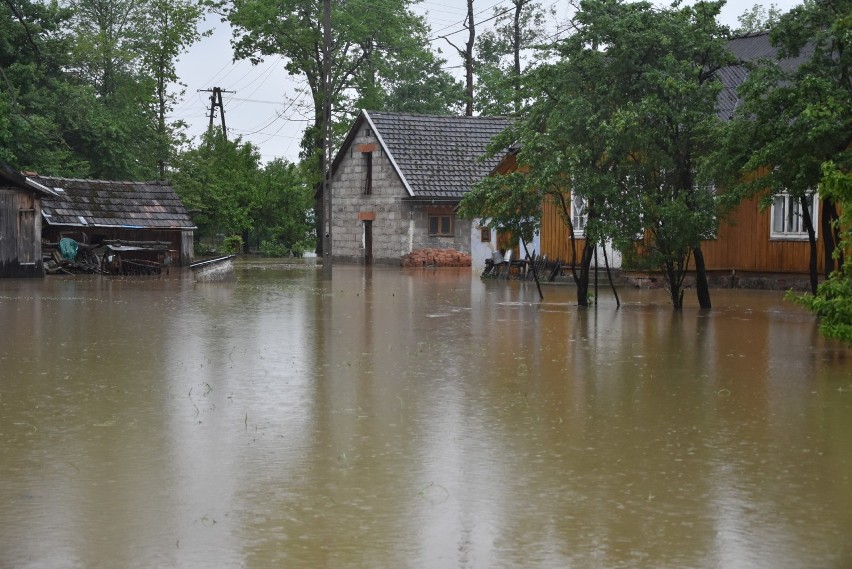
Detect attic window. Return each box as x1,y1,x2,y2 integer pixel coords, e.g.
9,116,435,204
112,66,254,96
362,151,372,195
365,128,372,137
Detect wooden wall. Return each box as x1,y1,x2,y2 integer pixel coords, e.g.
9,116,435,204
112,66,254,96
539,193,587,264
701,195,826,274
0,189,43,278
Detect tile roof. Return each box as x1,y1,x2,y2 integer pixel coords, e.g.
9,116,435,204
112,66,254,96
364,111,512,200
35,176,196,230
717,32,814,120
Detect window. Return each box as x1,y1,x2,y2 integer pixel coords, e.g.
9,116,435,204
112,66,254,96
362,151,372,195
770,192,818,240
480,227,491,242
429,214,453,236
571,193,587,236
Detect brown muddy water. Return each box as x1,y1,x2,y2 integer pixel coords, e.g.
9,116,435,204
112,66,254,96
1,258,850,569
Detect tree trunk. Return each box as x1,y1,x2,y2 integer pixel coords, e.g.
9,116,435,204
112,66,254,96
577,242,594,306
821,197,843,276
801,194,819,294
693,246,711,309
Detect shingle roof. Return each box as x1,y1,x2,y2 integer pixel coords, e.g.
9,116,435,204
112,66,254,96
0,161,57,197
363,111,512,200
717,32,814,120
35,176,196,230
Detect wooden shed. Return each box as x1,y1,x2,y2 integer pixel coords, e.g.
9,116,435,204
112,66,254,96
34,176,196,266
0,162,57,278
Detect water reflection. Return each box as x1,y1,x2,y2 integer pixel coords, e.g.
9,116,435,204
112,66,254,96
1,262,850,568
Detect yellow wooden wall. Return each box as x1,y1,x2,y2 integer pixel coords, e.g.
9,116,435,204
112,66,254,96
701,196,826,274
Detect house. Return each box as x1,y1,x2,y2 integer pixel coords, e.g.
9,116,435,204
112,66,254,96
701,31,829,281
0,161,57,278
33,176,196,267
325,110,511,266
492,31,828,284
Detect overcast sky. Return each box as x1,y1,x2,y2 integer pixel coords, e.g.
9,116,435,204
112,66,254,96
171,0,802,165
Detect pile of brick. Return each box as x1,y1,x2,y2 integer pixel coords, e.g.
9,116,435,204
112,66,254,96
401,248,472,268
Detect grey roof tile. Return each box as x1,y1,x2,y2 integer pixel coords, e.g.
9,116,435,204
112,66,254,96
717,32,813,120
365,111,512,200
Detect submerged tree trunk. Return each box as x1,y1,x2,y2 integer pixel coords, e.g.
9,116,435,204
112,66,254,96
801,194,819,294
577,242,595,307
693,246,711,309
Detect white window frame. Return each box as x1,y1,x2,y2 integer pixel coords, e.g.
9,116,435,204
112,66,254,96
770,191,818,241
571,193,587,237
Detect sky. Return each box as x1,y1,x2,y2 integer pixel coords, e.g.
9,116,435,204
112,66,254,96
171,0,802,165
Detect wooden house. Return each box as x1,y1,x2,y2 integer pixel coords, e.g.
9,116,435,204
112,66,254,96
0,162,57,278
493,32,825,283
700,32,827,280
324,110,511,266
33,176,196,266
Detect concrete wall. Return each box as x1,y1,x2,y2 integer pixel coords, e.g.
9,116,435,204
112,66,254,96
330,127,472,264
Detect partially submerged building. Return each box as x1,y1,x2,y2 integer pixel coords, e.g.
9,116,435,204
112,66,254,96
324,110,511,266
0,162,56,278
34,176,196,267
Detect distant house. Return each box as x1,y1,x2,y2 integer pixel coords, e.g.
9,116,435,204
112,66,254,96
325,110,511,265
0,162,57,278
33,176,196,266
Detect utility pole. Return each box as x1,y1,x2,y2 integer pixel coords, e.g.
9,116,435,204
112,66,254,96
322,0,333,279
200,87,235,140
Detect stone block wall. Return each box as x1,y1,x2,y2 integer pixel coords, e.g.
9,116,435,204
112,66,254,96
330,125,472,264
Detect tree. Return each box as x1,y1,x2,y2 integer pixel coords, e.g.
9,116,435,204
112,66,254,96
462,0,729,309
170,131,261,249
135,0,208,179
170,131,314,255
474,0,553,116
0,0,88,174
793,163,852,343
223,0,445,167
63,0,166,179
735,3,782,34
718,0,851,294
220,0,460,254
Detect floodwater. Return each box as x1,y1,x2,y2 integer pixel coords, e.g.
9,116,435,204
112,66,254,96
1,259,850,569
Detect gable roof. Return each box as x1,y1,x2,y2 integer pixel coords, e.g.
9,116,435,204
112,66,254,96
0,161,57,197
34,176,196,230
333,110,512,201
717,31,814,120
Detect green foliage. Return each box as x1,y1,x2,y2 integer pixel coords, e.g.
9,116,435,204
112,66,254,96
458,170,540,246
793,163,852,343
171,133,315,255
221,0,462,177
0,0,205,179
462,0,728,308
474,0,554,116
224,235,244,254
735,3,783,34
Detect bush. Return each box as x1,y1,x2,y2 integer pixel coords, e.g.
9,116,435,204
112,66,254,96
223,235,244,254
260,239,289,257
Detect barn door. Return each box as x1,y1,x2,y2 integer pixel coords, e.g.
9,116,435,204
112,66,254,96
17,209,36,264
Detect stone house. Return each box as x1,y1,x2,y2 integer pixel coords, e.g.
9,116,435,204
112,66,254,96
325,110,511,265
